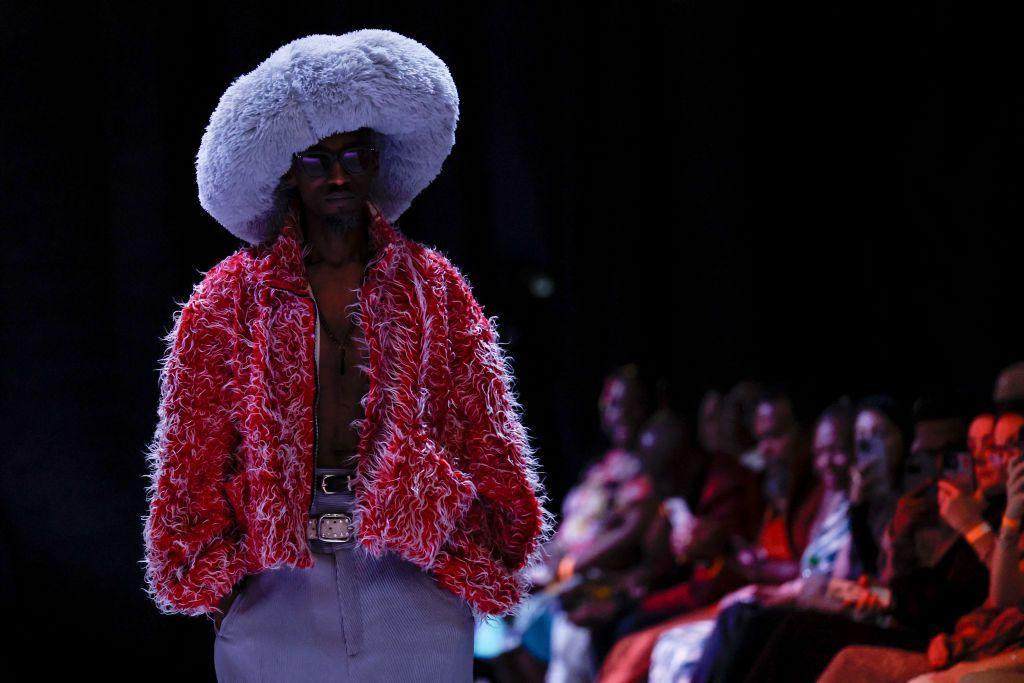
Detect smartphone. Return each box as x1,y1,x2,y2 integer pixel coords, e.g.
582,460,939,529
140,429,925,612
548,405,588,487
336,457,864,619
941,449,975,494
856,434,887,471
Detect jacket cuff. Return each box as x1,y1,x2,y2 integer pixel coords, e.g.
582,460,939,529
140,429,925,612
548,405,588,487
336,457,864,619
145,536,247,617
358,425,477,569
431,546,526,619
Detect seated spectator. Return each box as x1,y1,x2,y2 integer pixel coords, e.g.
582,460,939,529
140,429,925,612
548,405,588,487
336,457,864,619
848,395,909,577
604,390,763,637
594,387,823,682
886,401,1008,635
697,388,726,456
476,363,655,683
647,399,856,683
819,421,1024,683
697,380,762,467
722,387,823,585
717,381,765,473
693,394,995,682
542,363,663,683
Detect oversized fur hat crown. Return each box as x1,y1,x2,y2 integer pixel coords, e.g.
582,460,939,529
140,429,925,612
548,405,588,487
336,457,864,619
196,29,460,245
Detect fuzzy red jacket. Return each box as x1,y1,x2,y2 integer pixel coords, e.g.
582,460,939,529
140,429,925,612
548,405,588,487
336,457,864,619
142,200,553,620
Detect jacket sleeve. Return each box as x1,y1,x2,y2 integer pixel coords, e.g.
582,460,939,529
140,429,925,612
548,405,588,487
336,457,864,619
443,263,555,576
141,265,246,617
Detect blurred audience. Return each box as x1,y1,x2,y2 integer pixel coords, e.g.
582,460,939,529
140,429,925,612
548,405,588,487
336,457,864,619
476,361,1024,683
819,418,1024,682
595,386,824,681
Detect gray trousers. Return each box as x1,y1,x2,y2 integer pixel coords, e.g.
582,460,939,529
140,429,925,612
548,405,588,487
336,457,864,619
213,466,475,682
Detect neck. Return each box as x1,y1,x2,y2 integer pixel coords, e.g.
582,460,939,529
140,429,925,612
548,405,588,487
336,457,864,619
301,202,371,269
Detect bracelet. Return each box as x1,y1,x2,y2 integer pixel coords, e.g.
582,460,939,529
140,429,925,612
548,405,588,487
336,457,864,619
1002,515,1022,531
965,522,994,544
557,555,576,582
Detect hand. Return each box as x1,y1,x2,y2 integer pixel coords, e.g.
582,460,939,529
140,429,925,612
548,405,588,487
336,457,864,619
891,495,934,536
849,465,867,505
670,518,697,560
1006,454,1024,521
842,575,888,618
937,480,984,537
760,579,802,607
718,584,760,612
735,546,767,581
927,634,950,668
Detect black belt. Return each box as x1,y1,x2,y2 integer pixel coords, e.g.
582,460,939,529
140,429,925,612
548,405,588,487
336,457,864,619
316,471,355,494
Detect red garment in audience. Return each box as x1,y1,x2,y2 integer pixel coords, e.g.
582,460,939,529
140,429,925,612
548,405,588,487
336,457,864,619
595,475,823,682
638,481,823,614
930,605,1024,667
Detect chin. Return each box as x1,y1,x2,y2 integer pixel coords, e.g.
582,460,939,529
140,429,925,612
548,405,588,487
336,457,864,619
322,202,360,214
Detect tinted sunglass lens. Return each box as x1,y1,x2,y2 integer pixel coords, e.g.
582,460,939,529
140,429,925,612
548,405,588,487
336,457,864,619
299,154,328,177
342,149,375,174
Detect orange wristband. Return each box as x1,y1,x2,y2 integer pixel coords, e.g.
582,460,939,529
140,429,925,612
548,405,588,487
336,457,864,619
966,522,993,544
1002,515,1021,531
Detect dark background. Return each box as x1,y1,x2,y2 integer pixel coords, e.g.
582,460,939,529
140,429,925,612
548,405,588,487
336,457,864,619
2,0,1021,675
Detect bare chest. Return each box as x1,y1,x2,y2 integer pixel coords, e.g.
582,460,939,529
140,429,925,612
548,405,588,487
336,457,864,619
309,275,370,470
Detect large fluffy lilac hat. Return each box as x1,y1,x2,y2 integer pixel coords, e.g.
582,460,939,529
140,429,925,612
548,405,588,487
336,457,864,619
196,30,460,245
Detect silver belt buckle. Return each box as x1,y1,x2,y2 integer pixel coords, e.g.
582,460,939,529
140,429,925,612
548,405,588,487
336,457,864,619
319,473,353,494
315,512,354,543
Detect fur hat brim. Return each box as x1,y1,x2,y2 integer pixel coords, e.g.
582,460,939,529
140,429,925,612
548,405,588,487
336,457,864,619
196,30,459,245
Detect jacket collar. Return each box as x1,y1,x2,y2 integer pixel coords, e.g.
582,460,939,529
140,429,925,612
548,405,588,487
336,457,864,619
254,196,405,296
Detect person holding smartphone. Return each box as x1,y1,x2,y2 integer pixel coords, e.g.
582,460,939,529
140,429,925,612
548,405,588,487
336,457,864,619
934,412,1017,569
848,396,909,577
819,413,1024,682
984,413,1024,608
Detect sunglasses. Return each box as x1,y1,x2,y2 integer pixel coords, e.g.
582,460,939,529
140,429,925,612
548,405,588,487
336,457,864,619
292,145,378,179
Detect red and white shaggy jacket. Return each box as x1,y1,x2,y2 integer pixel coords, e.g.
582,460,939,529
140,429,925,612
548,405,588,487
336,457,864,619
142,200,553,620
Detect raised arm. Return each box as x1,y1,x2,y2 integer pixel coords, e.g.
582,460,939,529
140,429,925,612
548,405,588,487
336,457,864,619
989,455,1024,608
937,481,996,569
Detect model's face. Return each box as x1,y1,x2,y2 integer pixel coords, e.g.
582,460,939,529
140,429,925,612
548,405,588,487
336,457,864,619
286,130,378,220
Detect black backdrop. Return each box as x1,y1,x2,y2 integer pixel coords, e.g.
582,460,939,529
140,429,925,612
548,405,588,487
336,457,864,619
2,0,1022,675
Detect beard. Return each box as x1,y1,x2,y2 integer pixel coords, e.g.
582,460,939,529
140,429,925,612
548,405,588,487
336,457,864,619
324,207,364,238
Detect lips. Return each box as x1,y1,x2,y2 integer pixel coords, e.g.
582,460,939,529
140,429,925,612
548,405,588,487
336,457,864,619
326,192,356,202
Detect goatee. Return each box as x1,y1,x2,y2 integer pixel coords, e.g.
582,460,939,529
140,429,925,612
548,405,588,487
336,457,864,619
324,209,364,238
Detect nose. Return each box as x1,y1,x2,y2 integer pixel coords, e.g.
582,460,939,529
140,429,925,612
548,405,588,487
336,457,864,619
327,158,351,183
